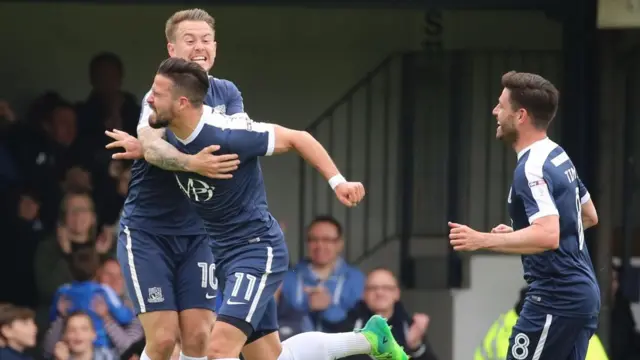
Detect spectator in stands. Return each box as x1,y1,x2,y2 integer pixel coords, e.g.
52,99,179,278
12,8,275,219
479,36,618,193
76,52,140,142
34,190,98,309
611,265,640,360
474,287,608,360
61,167,92,194
280,215,365,330
0,303,38,360
93,160,130,232
9,96,84,230
51,311,115,360
330,268,438,360
95,259,126,303
0,190,45,307
76,52,140,219
43,248,133,358
93,258,144,356
0,100,20,191
274,285,313,341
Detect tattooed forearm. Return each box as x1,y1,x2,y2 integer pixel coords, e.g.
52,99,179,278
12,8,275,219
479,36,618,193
144,140,190,171
138,128,191,172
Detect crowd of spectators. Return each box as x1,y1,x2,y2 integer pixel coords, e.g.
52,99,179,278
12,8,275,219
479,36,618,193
0,51,438,360
0,52,142,360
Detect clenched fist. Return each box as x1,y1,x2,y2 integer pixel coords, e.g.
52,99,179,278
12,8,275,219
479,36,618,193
335,182,365,207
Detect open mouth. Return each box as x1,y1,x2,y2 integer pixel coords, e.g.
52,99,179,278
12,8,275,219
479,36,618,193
191,56,207,63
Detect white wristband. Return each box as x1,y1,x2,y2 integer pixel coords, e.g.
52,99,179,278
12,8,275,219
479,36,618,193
328,174,347,190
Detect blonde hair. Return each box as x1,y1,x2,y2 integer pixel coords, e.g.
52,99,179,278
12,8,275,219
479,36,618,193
165,8,215,42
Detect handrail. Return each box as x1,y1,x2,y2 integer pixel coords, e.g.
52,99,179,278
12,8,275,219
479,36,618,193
298,52,402,265
305,54,398,132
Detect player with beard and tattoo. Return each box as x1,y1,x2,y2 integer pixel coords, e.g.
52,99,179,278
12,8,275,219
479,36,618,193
149,57,409,360
447,71,600,360
108,56,411,360
106,9,243,360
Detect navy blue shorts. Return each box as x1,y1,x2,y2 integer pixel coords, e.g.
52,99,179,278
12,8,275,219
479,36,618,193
117,226,217,315
214,237,289,335
506,304,598,360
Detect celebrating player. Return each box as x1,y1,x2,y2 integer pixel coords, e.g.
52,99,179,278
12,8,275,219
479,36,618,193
132,57,409,360
448,71,600,360
108,9,244,360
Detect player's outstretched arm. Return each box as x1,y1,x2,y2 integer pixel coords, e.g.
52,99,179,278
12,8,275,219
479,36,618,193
271,125,365,206
271,125,339,180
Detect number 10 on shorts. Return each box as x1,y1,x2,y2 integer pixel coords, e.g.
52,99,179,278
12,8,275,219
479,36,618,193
198,262,218,290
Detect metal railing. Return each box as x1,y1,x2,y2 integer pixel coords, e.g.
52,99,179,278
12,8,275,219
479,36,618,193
297,53,403,264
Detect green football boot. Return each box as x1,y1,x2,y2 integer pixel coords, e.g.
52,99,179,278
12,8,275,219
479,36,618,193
357,314,410,360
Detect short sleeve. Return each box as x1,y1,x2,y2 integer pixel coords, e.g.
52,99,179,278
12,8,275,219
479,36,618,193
514,163,559,224
222,113,275,160
577,177,590,204
224,80,244,115
136,90,153,132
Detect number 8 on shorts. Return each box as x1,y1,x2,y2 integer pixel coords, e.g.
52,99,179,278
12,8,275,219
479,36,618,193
511,333,530,360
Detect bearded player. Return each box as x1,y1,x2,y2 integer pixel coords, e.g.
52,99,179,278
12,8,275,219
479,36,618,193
448,71,600,360
107,9,243,360
110,57,411,360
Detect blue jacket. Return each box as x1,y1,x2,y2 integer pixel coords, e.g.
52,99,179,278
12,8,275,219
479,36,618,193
50,281,134,348
280,258,365,327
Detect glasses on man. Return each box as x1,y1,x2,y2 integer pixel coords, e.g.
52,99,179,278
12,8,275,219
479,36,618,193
365,284,396,292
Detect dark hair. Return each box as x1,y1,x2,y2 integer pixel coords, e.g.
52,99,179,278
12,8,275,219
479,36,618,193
63,311,95,332
156,57,210,107
307,215,343,238
0,304,35,327
59,188,94,221
89,52,124,80
99,256,118,267
26,93,75,128
68,247,101,282
501,71,560,130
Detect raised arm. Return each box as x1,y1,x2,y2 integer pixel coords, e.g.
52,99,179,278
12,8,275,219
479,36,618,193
271,125,341,182
270,125,365,206
224,115,365,206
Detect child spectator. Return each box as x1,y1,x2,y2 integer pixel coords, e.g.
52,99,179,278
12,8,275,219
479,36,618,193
43,249,133,357
52,311,115,360
0,303,38,360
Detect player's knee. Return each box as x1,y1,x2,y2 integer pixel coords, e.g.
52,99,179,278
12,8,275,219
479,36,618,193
180,324,211,354
146,326,179,356
208,319,248,358
208,339,244,359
